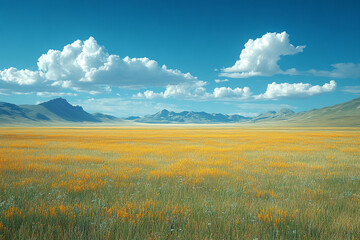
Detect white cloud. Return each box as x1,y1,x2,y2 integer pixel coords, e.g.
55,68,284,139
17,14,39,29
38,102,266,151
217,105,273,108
255,80,336,99
220,31,305,78
0,67,56,94
219,31,359,79
135,81,251,100
0,67,42,85
215,79,229,83
0,37,197,94
40,37,197,90
213,87,251,98
309,63,360,79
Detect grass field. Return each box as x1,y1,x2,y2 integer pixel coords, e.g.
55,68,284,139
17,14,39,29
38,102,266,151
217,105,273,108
0,127,359,239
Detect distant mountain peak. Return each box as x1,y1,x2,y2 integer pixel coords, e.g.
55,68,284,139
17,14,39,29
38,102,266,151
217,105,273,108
277,108,295,114
160,109,169,114
39,98,98,122
52,97,67,102
40,97,68,104
156,109,170,117
40,97,81,109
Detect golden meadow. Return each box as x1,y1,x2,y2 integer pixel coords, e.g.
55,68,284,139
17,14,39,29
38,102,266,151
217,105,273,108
0,127,359,239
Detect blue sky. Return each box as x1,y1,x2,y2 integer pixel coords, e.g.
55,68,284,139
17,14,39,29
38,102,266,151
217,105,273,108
0,0,359,117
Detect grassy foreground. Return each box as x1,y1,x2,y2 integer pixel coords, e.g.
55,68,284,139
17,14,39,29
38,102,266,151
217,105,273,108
0,127,359,239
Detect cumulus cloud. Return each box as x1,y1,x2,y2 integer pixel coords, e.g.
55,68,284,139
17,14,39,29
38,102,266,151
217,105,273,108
220,31,305,78
255,80,336,99
0,67,42,85
135,81,251,100
309,63,360,79
219,31,360,79
36,37,196,90
213,87,251,98
0,37,197,94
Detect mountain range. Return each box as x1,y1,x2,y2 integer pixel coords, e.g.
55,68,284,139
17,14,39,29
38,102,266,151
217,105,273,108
0,97,359,126
129,109,251,123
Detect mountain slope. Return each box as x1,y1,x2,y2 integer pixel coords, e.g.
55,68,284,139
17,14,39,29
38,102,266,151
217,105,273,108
252,108,295,121
288,97,360,126
0,98,119,125
0,102,34,123
252,97,360,127
39,98,100,122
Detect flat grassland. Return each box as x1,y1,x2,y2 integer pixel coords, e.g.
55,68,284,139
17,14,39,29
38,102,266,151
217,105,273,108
0,127,359,239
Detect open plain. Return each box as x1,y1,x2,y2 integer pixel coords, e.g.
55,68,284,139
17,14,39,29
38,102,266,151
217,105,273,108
0,127,359,239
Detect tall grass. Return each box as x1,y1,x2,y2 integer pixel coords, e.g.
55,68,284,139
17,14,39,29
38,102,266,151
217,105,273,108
0,127,359,239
